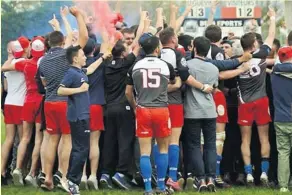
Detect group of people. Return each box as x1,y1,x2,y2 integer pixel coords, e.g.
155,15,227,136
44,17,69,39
1,2,292,195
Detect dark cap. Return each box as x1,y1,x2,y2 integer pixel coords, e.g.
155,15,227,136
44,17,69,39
83,38,96,56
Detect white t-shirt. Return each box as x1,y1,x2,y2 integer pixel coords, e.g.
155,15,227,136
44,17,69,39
4,58,27,106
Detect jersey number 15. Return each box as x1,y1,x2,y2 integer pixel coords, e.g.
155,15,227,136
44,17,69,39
141,69,161,88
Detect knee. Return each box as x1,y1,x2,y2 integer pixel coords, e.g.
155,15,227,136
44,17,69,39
216,132,226,147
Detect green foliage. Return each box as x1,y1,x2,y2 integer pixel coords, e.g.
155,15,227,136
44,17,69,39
1,1,73,63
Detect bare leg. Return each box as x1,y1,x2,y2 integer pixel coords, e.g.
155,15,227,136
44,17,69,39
1,124,16,176
29,123,43,177
16,121,33,170
44,134,61,189
90,131,101,176
240,126,252,165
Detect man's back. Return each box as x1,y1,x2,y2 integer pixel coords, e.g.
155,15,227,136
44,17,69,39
104,53,136,104
184,58,219,119
237,58,267,103
39,47,70,102
128,56,174,107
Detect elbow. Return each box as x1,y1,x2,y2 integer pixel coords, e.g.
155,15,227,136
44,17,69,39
218,74,225,80
57,88,64,96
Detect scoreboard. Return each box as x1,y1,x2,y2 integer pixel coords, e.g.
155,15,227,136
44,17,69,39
182,0,262,37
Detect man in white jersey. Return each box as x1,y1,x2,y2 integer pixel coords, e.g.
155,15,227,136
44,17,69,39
1,37,30,183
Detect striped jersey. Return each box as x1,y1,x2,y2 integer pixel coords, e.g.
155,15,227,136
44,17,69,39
39,47,70,102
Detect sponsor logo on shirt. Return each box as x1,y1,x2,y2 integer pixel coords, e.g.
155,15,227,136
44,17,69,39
215,53,224,61
181,57,187,67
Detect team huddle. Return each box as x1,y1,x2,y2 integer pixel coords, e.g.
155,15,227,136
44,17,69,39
1,2,292,195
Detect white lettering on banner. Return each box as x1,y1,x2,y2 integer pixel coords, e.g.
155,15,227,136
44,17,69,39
187,0,256,7
198,20,244,27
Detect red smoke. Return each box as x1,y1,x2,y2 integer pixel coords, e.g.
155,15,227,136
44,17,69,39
73,0,124,43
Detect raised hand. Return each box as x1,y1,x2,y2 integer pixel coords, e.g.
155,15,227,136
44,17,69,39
60,6,70,17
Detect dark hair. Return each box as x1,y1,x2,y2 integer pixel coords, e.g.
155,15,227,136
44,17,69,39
240,32,256,51
142,36,160,55
221,40,234,47
93,43,101,57
44,34,51,51
121,28,134,35
130,25,139,36
205,25,222,43
193,36,210,57
159,27,175,45
178,34,194,51
288,31,292,46
83,38,96,56
112,40,126,57
66,45,81,64
255,33,263,46
49,31,64,47
273,39,281,52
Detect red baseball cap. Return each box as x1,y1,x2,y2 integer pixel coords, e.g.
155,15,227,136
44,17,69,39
278,46,292,63
12,36,30,58
12,40,24,58
17,36,30,49
31,36,45,58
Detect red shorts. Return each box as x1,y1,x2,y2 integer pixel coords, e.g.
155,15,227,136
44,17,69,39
90,105,104,131
44,101,70,134
168,104,184,128
213,91,228,123
238,96,271,126
21,100,42,123
4,105,23,125
136,107,171,138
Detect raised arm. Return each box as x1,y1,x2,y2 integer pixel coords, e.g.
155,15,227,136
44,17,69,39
156,8,164,29
69,6,89,49
207,0,219,26
48,14,61,31
130,10,147,48
86,52,112,75
264,8,276,48
175,5,193,33
169,4,178,29
60,6,74,48
114,0,121,13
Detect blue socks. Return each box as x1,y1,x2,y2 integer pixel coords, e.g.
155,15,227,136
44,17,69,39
153,144,159,166
140,156,152,192
244,164,253,175
168,145,179,182
261,158,270,174
216,155,222,176
156,153,168,191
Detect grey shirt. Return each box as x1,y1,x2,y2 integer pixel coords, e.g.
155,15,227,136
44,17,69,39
237,58,267,103
184,58,219,119
127,56,175,107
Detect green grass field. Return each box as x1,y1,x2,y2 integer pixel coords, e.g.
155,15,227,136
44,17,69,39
0,117,283,195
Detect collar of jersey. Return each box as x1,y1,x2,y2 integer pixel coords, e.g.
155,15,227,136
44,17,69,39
145,55,158,58
49,47,63,53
